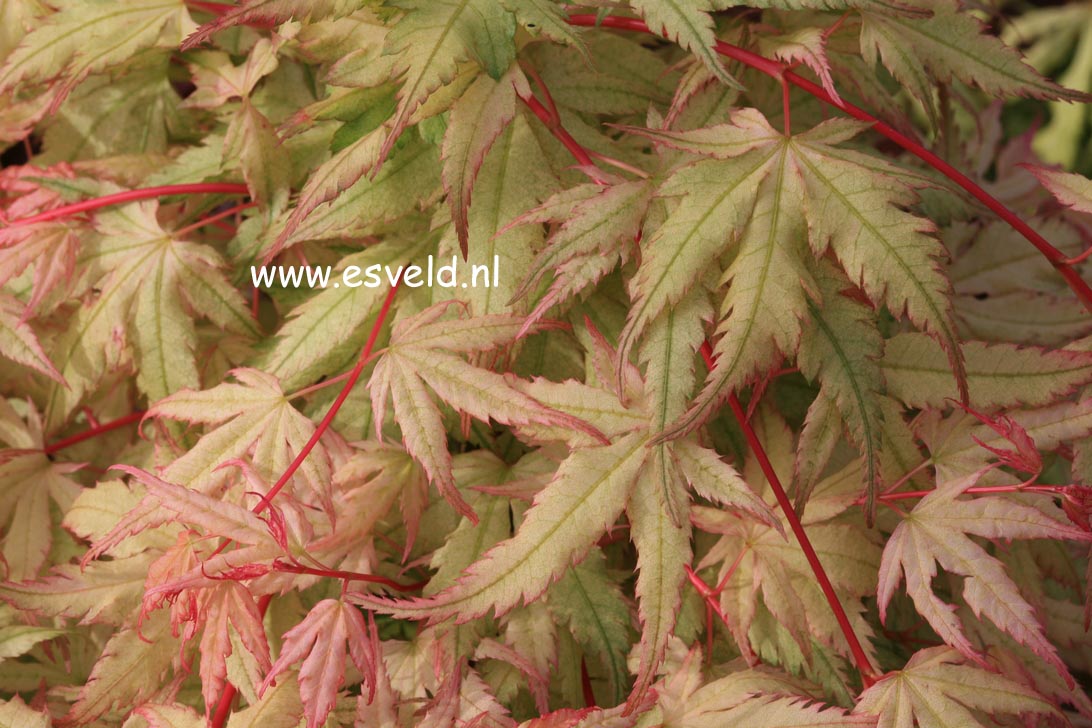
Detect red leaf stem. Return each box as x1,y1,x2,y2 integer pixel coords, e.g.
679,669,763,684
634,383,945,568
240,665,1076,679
702,346,879,687
173,201,257,237
250,278,402,515
2,183,250,228
43,411,145,455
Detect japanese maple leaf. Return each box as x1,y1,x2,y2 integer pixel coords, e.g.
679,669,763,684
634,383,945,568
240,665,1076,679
197,581,272,718
368,302,604,521
0,222,79,318
374,0,522,164
87,465,285,600
43,199,257,431
877,466,1091,686
854,647,1058,727
0,399,81,580
147,368,334,505
503,178,653,336
653,640,874,728
859,0,1088,124
0,293,64,384
616,108,966,439
358,323,777,707
1028,165,1092,217
259,598,374,728
0,0,195,112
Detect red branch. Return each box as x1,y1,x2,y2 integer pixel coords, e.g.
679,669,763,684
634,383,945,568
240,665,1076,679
173,201,257,237
564,14,1092,313
520,95,593,167
3,183,250,228
879,483,1067,503
701,346,878,686
271,559,425,592
250,278,401,515
43,411,145,455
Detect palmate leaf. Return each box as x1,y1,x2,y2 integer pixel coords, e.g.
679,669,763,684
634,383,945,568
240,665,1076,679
796,264,884,521
377,0,519,164
616,110,780,371
0,403,81,581
860,0,1089,122
6,0,1092,722
670,132,816,438
0,0,194,109
258,599,373,728
623,110,964,438
352,432,648,622
43,199,256,431
197,582,272,719
790,119,967,403
854,647,1057,727
877,467,1091,685
144,368,334,507
695,407,880,670
358,330,777,707
369,303,603,520
626,0,740,89
64,611,183,725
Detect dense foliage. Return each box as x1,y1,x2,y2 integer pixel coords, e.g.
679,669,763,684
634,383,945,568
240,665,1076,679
2,1,1092,726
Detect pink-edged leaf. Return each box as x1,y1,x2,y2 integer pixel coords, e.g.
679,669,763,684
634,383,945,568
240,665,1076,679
259,599,374,728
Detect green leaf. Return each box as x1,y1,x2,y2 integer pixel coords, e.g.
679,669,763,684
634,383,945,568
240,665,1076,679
797,264,884,521
64,612,182,724
882,334,1092,409
378,0,519,163
668,140,814,438
791,122,967,403
0,0,192,107
354,433,646,620
627,0,741,89
860,0,1088,121
547,550,632,706
855,646,1058,727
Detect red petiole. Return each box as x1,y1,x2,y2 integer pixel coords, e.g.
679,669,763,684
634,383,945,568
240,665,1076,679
2,183,250,228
